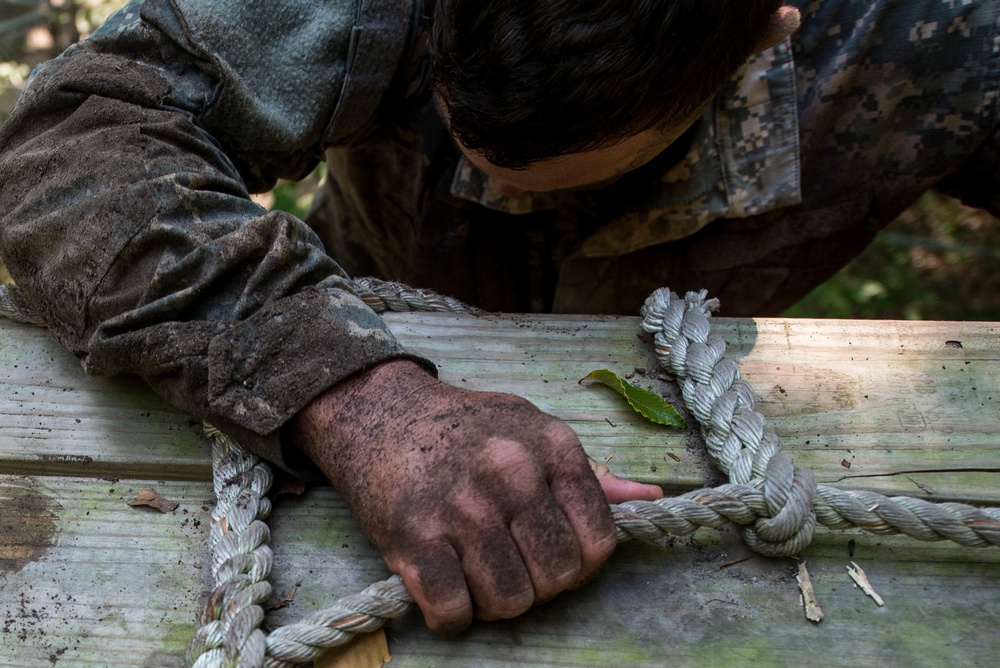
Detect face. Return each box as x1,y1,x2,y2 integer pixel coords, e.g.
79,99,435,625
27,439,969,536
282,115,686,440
457,128,678,197
437,5,798,198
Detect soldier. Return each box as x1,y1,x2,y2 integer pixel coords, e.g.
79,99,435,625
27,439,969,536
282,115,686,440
1,0,997,632
320,0,1000,317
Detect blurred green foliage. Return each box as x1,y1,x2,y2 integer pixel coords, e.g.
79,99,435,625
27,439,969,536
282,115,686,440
784,192,1000,321
1,0,127,124
269,171,324,221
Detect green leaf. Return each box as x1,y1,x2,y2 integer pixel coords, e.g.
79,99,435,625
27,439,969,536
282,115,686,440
580,369,686,428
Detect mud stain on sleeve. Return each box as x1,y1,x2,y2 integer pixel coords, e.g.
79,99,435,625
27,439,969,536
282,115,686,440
0,478,61,576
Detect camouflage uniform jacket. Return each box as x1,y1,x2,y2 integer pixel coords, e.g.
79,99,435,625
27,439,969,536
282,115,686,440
316,0,1000,315
548,0,998,259
1,0,998,472
0,0,427,476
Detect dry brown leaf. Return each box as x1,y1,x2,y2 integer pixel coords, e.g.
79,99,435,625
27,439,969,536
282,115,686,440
126,488,179,513
313,629,391,668
268,583,300,612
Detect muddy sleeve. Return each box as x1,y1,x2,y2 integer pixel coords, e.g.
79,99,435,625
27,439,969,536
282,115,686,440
0,0,429,477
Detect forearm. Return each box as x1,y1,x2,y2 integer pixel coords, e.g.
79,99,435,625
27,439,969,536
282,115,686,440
0,31,419,475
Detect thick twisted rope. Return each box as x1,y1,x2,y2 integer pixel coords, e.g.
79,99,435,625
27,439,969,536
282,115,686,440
186,425,415,668
2,281,999,667
186,426,275,667
631,288,1000,553
354,277,481,315
0,282,46,326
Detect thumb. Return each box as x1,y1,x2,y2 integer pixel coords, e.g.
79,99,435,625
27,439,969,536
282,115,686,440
588,458,663,503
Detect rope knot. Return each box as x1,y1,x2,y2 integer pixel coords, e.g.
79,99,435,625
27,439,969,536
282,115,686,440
642,289,815,556
742,453,817,557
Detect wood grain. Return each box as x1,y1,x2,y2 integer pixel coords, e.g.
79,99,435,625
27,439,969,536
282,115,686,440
2,313,999,666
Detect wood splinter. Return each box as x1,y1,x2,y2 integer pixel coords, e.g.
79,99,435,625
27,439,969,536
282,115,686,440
847,561,885,607
796,561,824,623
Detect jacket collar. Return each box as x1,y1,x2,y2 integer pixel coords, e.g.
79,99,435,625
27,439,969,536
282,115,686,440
448,37,802,257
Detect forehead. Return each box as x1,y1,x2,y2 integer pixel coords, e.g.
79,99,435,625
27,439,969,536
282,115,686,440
460,127,677,193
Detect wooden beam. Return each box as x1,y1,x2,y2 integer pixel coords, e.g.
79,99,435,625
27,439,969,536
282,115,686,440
0,321,210,480
3,476,998,667
3,312,1000,665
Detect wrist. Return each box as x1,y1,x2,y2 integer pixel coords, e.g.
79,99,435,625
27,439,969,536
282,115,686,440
289,359,437,463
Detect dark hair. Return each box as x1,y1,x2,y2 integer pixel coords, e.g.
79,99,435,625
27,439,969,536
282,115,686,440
431,0,783,168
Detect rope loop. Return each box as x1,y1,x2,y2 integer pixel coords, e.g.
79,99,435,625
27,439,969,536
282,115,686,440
184,427,276,667
640,290,821,555
2,280,999,666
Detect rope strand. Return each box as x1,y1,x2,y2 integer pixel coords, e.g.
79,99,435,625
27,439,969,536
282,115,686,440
0,283,46,326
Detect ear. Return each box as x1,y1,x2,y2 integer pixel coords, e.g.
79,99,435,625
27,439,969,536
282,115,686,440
753,6,801,53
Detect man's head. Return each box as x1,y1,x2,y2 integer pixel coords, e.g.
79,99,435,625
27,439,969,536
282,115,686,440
431,1,798,193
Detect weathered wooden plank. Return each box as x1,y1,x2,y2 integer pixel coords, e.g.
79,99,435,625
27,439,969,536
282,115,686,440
3,313,999,504
4,313,1000,505
4,310,1000,666
728,318,1000,503
385,313,1000,503
272,490,1000,667
0,321,211,480
4,475,998,667
266,487,1000,668
0,475,210,667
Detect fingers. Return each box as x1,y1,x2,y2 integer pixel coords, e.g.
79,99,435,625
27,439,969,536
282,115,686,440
392,436,590,629
588,458,664,503
460,525,535,621
392,518,558,630
509,497,582,603
541,425,617,585
468,439,580,614
599,476,664,503
391,541,472,634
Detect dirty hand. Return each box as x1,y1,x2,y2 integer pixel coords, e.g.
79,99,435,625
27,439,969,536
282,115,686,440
290,359,660,633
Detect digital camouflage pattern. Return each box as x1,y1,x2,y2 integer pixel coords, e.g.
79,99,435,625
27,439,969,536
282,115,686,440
449,0,999,246
320,0,1000,314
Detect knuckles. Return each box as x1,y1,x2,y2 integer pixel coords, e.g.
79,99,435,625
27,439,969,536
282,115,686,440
336,381,612,632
